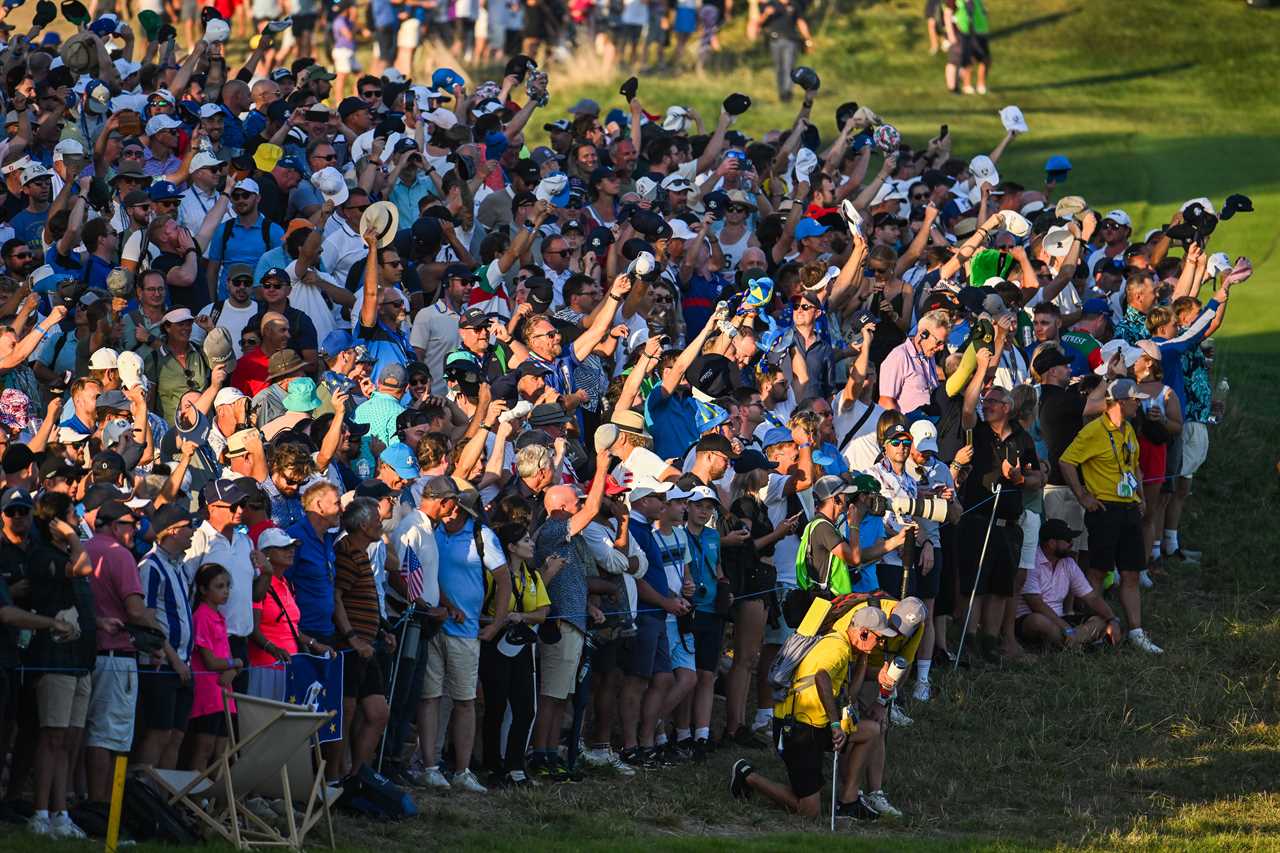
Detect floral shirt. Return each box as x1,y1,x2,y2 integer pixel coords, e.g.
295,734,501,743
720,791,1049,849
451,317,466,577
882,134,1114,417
1182,345,1212,423
1115,306,1150,344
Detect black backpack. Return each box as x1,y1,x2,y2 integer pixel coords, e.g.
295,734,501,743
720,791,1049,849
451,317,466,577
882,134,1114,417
218,216,274,262
336,764,417,820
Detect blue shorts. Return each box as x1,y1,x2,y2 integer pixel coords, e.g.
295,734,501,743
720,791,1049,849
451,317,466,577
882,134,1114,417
666,619,695,672
674,6,697,33
625,616,672,680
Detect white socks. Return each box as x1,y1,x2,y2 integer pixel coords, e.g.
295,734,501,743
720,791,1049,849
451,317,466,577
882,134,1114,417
1163,530,1178,552
753,708,773,730
917,659,932,685
694,726,710,740
675,728,691,742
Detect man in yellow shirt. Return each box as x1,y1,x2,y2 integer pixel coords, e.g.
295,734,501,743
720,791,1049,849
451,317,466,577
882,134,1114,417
1058,378,1162,654
728,607,893,821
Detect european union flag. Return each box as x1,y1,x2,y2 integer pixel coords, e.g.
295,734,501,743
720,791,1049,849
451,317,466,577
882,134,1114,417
285,652,344,743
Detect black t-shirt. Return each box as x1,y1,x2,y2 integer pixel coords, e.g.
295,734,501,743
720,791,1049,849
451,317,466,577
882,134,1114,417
22,539,96,673
761,0,806,40
249,303,320,354
151,250,209,313
255,171,288,227
1037,383,1086,487
959,420,1038,518
932,384,966,464
804,516,843,589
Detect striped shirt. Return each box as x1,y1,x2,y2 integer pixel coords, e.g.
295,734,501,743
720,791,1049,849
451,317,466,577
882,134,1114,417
140,545,195,662
335,537,382,643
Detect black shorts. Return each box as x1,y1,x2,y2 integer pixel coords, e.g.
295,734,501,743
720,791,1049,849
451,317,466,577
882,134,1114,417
1162,435,1183,494
924,0,942,18
138,666,195,731
691,611,724,673
342,649,386,700
1084,503,1145,574
292,13,319,38
374,25,397,59
190,711,232,737
771,719,830,799
1014,611,1090,644
959,514,1019,598
591,637,622,675
949,33,991,67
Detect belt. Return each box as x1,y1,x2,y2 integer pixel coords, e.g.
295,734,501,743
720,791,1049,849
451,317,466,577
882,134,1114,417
97,650,136,658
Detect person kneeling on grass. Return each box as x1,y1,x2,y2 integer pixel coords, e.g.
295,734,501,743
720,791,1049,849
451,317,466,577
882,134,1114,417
728,607,895,822
1014,518,1122,649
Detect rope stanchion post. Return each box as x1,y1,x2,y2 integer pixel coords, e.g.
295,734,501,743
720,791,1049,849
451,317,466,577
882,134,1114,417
105,753,127,853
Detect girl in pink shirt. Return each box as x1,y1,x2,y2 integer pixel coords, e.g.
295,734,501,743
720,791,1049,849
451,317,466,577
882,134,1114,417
189,564,241,771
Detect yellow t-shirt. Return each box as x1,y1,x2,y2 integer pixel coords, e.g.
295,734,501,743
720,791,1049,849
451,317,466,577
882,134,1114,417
773,634,853,727
1058,415,1141,504
483,561,552,619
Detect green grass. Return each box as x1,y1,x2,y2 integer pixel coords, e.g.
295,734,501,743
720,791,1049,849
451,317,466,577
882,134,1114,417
1,1,1277,850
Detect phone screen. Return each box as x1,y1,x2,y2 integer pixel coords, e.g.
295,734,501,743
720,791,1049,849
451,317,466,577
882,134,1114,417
965,428,974,447
939,124,949,140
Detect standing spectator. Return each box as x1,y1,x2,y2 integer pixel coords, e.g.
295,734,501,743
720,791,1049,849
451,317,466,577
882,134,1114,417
758,0,812,102
188,563,241,771
1058,379,1163,654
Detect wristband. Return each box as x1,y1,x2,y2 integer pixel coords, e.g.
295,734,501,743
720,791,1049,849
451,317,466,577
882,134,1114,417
828,721,842,732
34,323,45,336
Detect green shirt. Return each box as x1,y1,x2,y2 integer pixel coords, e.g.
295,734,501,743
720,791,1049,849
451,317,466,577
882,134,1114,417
954,0,989,35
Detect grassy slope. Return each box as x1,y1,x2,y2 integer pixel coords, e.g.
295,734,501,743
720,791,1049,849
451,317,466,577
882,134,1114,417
2,2,1277,851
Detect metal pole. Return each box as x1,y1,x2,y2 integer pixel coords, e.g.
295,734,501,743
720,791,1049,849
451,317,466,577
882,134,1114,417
954,485,1002,673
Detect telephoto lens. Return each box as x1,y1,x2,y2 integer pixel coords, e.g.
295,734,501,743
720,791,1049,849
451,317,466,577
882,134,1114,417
890,496,949,523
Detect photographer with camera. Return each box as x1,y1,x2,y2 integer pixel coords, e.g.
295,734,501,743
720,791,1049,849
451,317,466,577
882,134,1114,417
959,350,1042,663
797,474,913,600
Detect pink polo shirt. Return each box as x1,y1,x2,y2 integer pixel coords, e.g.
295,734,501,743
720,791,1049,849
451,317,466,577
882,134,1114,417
1015,547,1093,618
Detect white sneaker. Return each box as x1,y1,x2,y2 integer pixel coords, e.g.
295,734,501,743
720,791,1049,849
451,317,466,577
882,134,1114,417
450,768,488,794
864,789,903,818
1139,569,1154,589
976,84,988,94
50,814,87,840
581,747,636,776
27,814,53,836
422,765,451,789
962,85,976,95
911,680,931,703
1128,629,1164,655
889,703,914,727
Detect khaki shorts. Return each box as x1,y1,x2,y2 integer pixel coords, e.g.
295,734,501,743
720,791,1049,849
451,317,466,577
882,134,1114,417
85,656,138,753
1179,421,1210,478
1043,485,1089,551
422,633,480,701
37,673,91,729
397,17,422,49
538,626,585,700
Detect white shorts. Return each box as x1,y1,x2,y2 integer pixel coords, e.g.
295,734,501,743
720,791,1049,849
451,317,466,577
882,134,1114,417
1018,509,1041,571
397,18,422,48
1043,485,1089,551
332,47,360,74
85,656,138,753
1179,421,1209,478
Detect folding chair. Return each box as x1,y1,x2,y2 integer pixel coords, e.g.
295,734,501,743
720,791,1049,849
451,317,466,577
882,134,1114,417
234,693,343,851
142,697,334,851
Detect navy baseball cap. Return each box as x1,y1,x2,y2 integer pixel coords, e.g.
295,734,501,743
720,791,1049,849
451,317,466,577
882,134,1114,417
148,180,183,201
1081,297,1110,316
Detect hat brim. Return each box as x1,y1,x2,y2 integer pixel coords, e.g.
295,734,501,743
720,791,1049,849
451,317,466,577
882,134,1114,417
360,201,400,248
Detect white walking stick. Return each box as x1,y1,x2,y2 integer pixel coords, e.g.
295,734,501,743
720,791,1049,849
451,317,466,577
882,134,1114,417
954,484,1002,673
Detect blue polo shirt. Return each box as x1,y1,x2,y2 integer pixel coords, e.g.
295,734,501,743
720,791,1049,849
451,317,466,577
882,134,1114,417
645,385,699,462
688,526,721,613
284,518,338,638
208,213,284,299
628,516,670,621
242,109,267,143
851,515,884,593
355,318,413,378
219,106,246,152
434,519,503,639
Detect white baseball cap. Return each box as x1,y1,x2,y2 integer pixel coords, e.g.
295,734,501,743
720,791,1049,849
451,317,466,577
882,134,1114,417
311,167,348,206
190,151,223,173
233,177,261,195
162,307,194,324
909,420,939,454
88,347,119,371
258,527,298,550
628,477,673,502
214,386,247,408
1102,209,1132,228
145,114,183,136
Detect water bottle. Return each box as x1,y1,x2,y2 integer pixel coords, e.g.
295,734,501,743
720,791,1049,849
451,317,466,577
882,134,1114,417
402,618,421,662
1209,378,1229,425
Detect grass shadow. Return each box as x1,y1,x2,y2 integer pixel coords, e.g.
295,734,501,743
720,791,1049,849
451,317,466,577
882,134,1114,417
997,61,1198,92
987,7,1083,41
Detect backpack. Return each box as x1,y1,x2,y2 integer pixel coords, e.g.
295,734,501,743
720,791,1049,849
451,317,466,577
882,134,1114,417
336,764,417,820
219,216,274,263
121,774,203,844
768,592,889,705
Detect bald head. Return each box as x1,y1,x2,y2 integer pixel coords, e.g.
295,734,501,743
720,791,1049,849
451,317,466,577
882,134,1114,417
544,485,580,514
260,311,288,333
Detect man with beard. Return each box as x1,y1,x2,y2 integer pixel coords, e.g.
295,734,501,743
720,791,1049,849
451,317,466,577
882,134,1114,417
1015,518,1121,649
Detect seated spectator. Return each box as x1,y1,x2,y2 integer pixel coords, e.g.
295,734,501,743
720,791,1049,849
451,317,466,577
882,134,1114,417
1015,518,1122,649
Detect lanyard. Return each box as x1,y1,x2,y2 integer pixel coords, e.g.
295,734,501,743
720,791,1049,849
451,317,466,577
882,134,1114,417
1104,424,1130,471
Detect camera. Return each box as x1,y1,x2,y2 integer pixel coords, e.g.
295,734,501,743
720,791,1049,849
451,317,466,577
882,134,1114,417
889,495,949,523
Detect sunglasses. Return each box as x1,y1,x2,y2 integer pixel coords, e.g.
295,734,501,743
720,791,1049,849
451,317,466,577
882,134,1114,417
910,192,929,201
231,191,255,200
155,199,178,207
1101,221,1122,230
982,397,1009,406
230,277,252,286
794,302,818,312
112,519,138,528
727,205,752,214
361,89,382,98
3,506,30,517
262,281,287,290
314,153,337,163
382,259,404,267
887,437,913,447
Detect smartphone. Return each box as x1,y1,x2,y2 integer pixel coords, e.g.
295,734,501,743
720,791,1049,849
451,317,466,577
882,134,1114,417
965,428,974,448
939,124,949,140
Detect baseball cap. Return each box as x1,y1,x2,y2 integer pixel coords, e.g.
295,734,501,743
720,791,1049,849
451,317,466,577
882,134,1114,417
761,427,795,449
812,474,853,502
149,504,192,536
1081,297,1110,316
695,434,739,458
887,597,927,638
458,307,493,329
851,606,898,638
1031,346,1073,376
355,479,394,500
258,527,299,550
1039,517,1081,545
1102,209,1132,228
202,478,248,506
732,449,777,474
421,475,461,500
1105,378,1150,402
628,477,673,502
909,420,939,454
320,329,357,358
379,443,420,480
882,423,913,445
0,487,33,511
795,218,829,240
